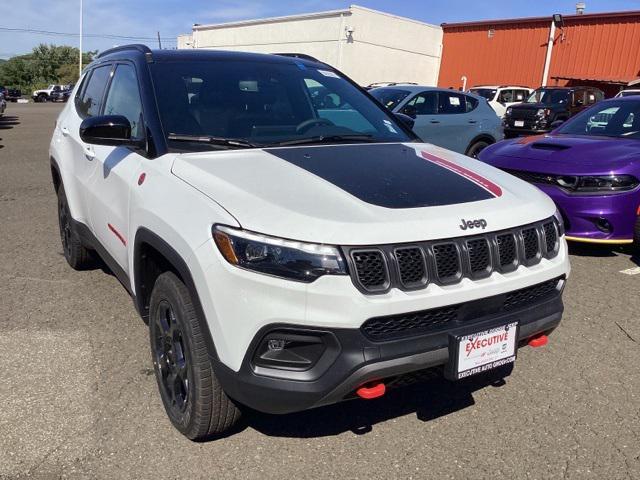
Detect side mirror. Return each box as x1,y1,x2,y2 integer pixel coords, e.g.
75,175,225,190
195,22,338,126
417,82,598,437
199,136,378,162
395,112,415,130
79,115,143,148
550,119,565,128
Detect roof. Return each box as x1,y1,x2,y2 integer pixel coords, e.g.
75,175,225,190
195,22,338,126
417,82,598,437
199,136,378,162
442,9,640,29
95,45,327,68
191,4,439,31
551,74,634,85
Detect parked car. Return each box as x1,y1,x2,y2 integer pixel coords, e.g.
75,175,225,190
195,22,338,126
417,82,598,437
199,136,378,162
51,45,569,440
32,84,66,102
0,92,6,116
6,88,22,102
370,86,503,157
480,96,640,246
50,84,73,103
365,82,417,90
615,89,640,98
469,85,533,118
503,86,604,138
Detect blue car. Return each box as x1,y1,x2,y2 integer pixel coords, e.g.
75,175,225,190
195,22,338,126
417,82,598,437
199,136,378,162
370,86,504,157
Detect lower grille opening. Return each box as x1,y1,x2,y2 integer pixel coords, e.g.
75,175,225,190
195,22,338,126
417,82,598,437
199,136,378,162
361,276,563,341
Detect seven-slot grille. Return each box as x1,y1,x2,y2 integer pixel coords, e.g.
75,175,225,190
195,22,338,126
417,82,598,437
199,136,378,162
345,218,560,294
361,276,564,341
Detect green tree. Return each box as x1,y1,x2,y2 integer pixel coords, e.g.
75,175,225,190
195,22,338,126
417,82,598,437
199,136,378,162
0,44,96,94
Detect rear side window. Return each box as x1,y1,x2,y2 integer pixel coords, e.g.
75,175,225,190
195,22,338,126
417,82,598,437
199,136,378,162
103,64,144,139
438,92,467,114
75,65,112,118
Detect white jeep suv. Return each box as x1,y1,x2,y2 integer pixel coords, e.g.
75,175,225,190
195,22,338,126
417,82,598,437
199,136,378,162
469,85,533,118
50,45,570,440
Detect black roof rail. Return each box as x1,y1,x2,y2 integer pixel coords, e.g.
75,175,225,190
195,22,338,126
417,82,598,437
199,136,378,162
97,44,152,59
273,53,322,63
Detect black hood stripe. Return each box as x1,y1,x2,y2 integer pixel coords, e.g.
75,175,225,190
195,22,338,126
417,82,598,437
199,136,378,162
265,143,496,209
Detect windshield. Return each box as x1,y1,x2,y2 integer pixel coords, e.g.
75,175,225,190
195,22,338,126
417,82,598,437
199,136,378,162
618,90,640,97
556,100,640,139
526,88,571,105
150,60,413,150
469,88,497,100
369,88,412,110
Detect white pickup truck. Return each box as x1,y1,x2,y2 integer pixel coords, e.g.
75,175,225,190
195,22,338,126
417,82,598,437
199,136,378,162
32,85,66,102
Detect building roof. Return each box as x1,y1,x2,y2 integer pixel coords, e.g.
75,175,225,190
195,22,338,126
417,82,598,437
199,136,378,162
191,4,439,31
442,9,640,29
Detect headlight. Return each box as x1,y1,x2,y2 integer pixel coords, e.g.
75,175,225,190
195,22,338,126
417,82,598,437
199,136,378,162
556,174,639,192
213,225,347,282
506,107,512,116
536,108,550,117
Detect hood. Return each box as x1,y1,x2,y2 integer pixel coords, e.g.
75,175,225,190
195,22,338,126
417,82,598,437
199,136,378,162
479,134,640,174
171,143,555,245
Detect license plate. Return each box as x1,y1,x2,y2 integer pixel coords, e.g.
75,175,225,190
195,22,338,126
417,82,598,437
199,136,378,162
449,322,518,380
514,120,525,127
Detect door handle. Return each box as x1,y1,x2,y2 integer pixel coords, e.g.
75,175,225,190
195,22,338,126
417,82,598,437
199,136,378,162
429,120,440,124
61,126,70,137
84,146,95,160
468,120,478,124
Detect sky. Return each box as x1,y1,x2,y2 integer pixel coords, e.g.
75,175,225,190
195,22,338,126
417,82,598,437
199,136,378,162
3,0,640,59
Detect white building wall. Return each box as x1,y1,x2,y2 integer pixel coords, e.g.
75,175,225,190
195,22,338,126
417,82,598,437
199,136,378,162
181,5,442,86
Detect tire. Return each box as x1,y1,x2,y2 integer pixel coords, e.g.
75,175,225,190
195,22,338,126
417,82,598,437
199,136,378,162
57,185,94,270
633,216,640,252
38,94,48,103
466,139,491,159
149,271,241,440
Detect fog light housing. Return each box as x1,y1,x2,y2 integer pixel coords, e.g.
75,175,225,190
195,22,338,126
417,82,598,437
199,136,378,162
252,329,337,372
595,217,613,233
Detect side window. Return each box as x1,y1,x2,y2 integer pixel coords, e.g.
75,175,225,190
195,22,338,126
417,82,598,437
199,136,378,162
498,89,514,103
438,92,466,114
102,64,144,139
403,91,437,115
573,90,586,106
514,90,527,102
465,95,479,112
75,65,111,118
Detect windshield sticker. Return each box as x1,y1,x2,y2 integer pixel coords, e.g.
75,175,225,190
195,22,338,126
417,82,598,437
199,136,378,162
449,96,461,106
383,119,398,133
295,61,307,70
318,69,339,78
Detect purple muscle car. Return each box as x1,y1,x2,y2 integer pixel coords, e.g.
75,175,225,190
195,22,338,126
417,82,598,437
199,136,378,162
479,97,640,246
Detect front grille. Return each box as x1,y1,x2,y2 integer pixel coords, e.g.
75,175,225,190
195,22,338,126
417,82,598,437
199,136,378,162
467,238,491,275
503,277,560,311
543,221,558,255
510,109,537,120
395,247,427,287
361,276,564,341
522,228,540,260
351,250,387,290
496,233,517,269
362,305,458,340
345,217,560,294
433,243,460,281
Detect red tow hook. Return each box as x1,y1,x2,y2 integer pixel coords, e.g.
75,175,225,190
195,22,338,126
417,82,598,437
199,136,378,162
356,382,386,399
528,333,548,348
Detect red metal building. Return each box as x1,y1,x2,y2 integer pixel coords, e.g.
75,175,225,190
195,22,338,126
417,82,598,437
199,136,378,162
438,10,640,97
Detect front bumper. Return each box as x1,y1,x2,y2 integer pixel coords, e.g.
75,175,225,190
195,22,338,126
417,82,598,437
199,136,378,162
214,277,565,414
535,183,640,243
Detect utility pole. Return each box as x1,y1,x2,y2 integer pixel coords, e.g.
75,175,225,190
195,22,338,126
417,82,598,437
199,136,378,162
157,31,162,49
79,0,83,77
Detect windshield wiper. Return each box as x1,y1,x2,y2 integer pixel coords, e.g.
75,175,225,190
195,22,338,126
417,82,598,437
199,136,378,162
167,134,260,149
267,134,377,147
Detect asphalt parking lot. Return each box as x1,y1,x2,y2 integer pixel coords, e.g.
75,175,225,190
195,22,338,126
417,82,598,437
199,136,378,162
1,102,639,480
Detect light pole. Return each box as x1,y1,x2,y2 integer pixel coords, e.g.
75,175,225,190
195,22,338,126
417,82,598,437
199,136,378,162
79,0,83,78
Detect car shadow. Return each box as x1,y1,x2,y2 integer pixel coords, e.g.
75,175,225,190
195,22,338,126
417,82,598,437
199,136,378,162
0,115,20,130
103,147,132,178
567,242,621,258
227,366,512,441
